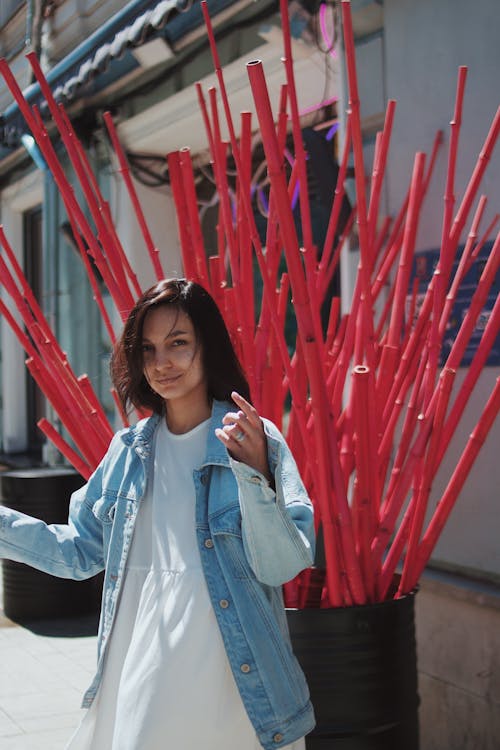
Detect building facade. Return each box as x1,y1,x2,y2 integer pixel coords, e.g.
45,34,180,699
0,1,499,746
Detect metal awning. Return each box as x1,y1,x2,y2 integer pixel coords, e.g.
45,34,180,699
0,0,243,156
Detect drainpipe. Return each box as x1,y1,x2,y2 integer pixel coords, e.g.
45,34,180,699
26,0,34,46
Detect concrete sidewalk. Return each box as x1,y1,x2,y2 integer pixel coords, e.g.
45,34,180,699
0,578,98,750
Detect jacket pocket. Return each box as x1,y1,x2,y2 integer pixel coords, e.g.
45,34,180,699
91,497,117,525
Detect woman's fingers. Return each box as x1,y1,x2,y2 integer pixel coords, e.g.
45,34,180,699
231,391,261,428
221,411,249,441
215,393,272,482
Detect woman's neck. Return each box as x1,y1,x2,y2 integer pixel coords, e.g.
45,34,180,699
164,396,212,435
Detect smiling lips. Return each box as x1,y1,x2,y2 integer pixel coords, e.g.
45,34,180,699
155,374,182,386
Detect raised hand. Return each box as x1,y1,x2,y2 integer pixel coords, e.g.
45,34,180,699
215,391,272,483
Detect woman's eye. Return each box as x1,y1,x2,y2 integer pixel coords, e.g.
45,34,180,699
172,339,188,347
141,344,153,353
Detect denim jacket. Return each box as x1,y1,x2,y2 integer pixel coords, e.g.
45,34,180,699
0,400,316,749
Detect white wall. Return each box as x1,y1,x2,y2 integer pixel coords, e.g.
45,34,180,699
382,0,500,578
110,162,183,291
384,0,500,252
0,170,43,452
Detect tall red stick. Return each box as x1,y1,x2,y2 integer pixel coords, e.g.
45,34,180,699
103,111,165,281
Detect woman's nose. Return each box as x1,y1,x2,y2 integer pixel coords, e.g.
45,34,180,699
153,349,172,369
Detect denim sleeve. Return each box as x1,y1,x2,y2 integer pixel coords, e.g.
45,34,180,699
229,420,315,586
0,457,109,581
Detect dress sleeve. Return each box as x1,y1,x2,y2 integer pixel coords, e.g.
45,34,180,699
0,440,117,581
229,420,315,587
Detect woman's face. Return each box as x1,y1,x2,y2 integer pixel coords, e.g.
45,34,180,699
141,305,207,409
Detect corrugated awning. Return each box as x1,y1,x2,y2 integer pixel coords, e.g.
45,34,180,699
0,0,241,153
50,0,198,104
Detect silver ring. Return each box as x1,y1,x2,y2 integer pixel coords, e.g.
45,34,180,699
235,429,245,442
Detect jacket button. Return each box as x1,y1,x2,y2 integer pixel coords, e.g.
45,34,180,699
219,599,229,609
240,663,251,673
200,472,208,485
204,539,214,549
273,733,284,743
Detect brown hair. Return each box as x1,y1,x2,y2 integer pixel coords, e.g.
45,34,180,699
110,278,250,415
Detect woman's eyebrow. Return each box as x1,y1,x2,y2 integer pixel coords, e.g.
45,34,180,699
142,329,190,342
166,328,189,338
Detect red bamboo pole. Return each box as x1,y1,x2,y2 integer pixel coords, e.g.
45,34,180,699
371,220,406,302
103,111,164,281
447,106,500,260
371,215,392,274
401,275,420,351
0,227,65,358
39,348,109,465
441,67,468,246
372,127,443,303
0,298,39,360
279,0,314,259
351,365,377,600
58,213,117,344
340,1,370,275
464,213,499,275
247,58,365,604
378,509,411,600
238,111,255,340
340,1,376,367
77,375,114,443
319,208,356,305
0,60,130,318
37,418,92,480
374,266,398,340
371,407,434,568
199,3,302,436
411,377,500,590
195,82,216,158
367,100,396,260
443,231,500,371
110,387,130,428
387,152,426,348
166,151,196,279
325,296,340,353
26,54,136,310
331,281,361,414
437,297,500,475
377,331,429,501
439,200,490,340
25,357,101,469
326,315,348,392
179,147,210,289
425,67,468,406
0,252,65,364
207,88,239,281
59,105,142,300
398,367,456,594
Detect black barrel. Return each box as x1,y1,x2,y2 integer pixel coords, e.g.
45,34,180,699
287,591,419,749
0,467,102,621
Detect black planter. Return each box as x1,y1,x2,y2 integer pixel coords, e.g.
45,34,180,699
287,591,419,749
0,467,103,621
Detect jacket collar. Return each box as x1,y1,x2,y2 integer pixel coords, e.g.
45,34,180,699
119,399,232,467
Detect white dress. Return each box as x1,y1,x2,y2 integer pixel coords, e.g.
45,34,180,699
66,418,305,750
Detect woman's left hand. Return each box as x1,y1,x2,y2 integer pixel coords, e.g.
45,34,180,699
215,391,273,484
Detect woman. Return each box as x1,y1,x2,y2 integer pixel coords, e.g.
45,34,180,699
0,278,315,750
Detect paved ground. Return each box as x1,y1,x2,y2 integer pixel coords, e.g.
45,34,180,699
0,570,98,750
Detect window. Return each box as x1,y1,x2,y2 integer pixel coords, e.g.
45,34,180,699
23,206,46,459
